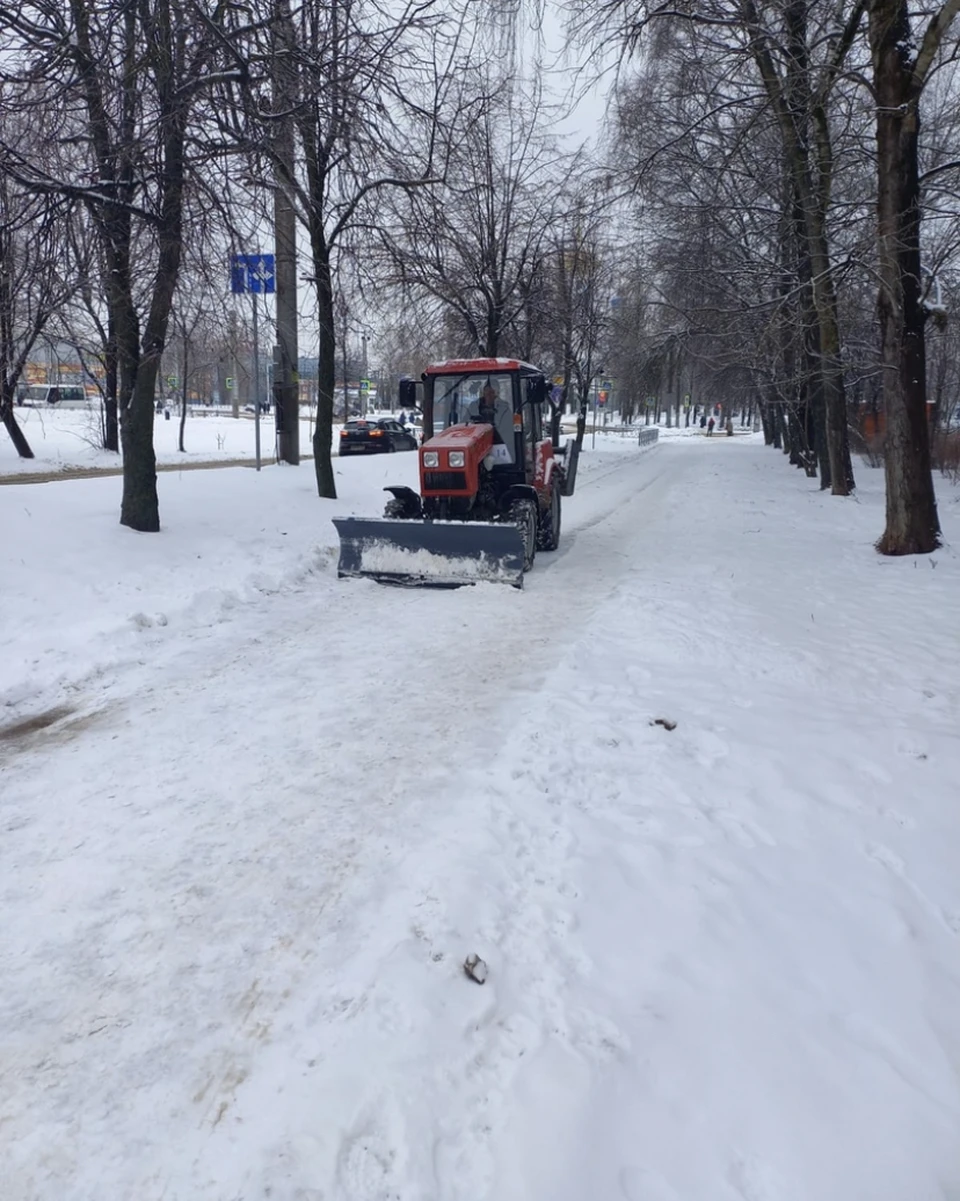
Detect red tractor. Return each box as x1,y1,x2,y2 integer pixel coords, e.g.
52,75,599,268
333,358,580,587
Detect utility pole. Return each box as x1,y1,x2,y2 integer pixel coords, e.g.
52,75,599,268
591,367,604,449
341,312,350,422
360,332,368,416
273,0,299,464
230,308,240,418
252,290,262,470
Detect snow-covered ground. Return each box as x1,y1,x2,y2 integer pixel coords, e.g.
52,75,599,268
2,437,959,1201
0,405,703,476
1,406,337,475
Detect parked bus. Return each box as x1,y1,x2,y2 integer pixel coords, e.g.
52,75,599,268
17,384,89,407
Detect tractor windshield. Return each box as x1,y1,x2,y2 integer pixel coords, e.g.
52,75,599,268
430,372,516,460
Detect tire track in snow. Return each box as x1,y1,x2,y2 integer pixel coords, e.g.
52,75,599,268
221,455,693,1198
164,449,690,1198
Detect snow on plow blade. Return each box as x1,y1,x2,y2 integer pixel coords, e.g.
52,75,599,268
332,517,526,588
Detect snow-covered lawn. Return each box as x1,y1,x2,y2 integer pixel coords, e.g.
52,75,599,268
1,406,337,475
1,405,699,477
2,439,958,1201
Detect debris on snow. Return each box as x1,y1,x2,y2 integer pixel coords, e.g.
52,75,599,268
463,953,488,985
650,717,677,731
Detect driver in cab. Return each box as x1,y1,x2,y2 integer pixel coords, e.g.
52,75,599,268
471,384,503,440
470,381,512,464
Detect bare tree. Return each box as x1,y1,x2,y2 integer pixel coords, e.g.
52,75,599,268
0,159,79,458
165,293,223,453
740,0,862,493
220,0,471,498
868,0,960,553
0,0,243,529
610,25,813,452
375,309,449,386
379,72,565,360
579,0,960,548
543,193,615,447
598,3,862,491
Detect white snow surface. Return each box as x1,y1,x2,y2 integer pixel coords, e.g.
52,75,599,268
2,436,960,1200
0,406,331,475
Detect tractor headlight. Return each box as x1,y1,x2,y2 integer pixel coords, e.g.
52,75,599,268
448,451,465,468
423,451,439,468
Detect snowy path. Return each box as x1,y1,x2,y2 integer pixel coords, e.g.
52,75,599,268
2,441,959,1200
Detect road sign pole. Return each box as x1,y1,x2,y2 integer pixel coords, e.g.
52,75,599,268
231,252,275,471
253,290,261,471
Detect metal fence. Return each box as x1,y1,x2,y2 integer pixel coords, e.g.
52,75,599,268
638,428,659,448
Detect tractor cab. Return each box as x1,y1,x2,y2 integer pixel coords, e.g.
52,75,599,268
413,359,557,488
426,368,518,462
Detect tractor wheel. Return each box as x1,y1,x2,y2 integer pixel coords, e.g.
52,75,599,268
384,498,409,519
508,499,538,572
537,484,561,551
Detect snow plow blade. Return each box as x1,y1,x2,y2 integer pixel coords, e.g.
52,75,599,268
332,517,526,588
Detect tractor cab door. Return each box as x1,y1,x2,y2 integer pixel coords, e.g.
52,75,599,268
524,375,555,494
522,381,541,478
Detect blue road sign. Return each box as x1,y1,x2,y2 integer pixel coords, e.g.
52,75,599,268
231,254,276,295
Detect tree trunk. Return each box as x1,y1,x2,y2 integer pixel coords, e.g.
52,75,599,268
2,403,34,457
103,399,119,452
119,108,184,530
802,277,830,489
764,401,778,449
103,313,119,452
120,366,159,531
870,2,941,553
811,373,830,489
312,250,337,499
812,259,855,493
574,372,589,450
778,406,790,452
178,340,188,453
552,357,572,445
787,405,802,466
790,170,831,489
112,279,147,524
118,357,160,529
